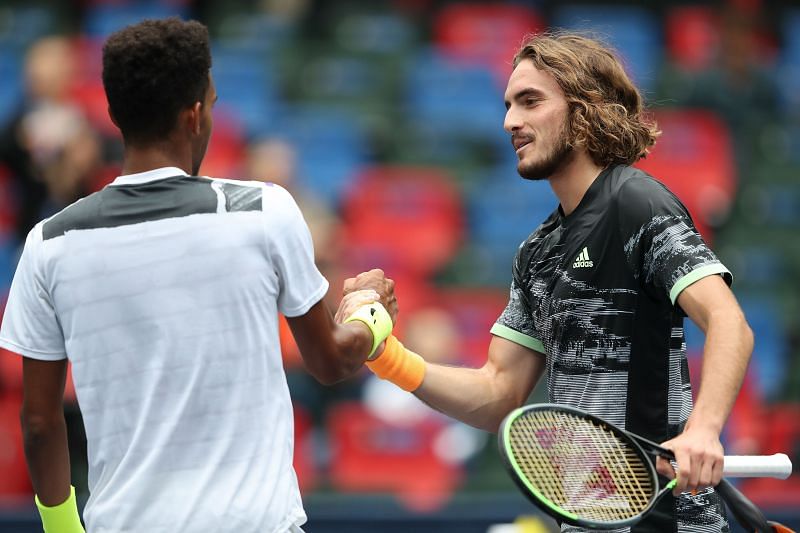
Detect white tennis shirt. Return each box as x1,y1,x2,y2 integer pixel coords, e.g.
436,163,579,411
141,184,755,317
0,167,328,532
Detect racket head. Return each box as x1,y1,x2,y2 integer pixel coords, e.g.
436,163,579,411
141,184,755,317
498,403,662,530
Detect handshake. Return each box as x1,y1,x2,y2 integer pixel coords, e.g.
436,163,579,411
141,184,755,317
335,269,426,393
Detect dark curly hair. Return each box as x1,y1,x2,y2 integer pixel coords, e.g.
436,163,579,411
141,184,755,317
513,31,660,167
102,17,211,144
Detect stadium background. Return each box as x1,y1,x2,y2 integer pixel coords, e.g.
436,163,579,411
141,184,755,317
0,0,798,531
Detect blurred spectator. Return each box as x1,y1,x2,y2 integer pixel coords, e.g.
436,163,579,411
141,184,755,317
362,306,487,464
0,36,104,243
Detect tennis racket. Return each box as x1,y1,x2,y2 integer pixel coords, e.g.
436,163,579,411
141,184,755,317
498,403,793,531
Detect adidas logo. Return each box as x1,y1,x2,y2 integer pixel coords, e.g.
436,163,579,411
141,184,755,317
573,247,594,268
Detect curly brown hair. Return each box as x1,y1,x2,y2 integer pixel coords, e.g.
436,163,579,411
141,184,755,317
513,31,660,167
102,17,211,144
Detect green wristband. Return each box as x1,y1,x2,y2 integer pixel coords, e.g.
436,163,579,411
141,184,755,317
344,302,393,359
35,485,84,533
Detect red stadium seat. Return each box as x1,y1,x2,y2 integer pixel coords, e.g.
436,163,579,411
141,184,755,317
439,287,508,367
636,109,737,244
0,166,16,235
737,404,800,507
327,401,462,511
0,394,32,499
341,166,464,279
0,349,23,396
432,3,544,86
665,6,720,72
292,405,318,493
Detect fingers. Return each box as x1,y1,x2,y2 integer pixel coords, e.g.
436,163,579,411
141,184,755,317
334,290,380,323
660,434,724,496
341,270,398,323
672,448,692,496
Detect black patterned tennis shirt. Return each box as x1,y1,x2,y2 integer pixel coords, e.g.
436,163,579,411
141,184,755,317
493,165,733,533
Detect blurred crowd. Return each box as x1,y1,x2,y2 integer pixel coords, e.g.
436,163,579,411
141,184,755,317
0,0,799,512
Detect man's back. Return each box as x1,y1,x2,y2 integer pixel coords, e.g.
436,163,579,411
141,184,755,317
4,167,327,532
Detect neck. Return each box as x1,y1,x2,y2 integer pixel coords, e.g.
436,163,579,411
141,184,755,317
548,150,605,216
120,138,193,176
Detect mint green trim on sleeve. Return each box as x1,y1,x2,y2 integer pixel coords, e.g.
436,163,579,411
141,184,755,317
669,264,732,305
490,323,545,353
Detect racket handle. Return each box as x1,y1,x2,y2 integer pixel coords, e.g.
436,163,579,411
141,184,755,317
723,453,793,479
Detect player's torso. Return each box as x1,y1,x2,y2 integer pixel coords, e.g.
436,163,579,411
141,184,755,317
520,181,640,379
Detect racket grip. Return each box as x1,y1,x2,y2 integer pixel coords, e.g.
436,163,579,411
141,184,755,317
722,453,793,479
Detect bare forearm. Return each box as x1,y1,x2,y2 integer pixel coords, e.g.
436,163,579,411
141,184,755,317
326,321,375,380
22,413,71,505
415,363,527,432
690,308,753,432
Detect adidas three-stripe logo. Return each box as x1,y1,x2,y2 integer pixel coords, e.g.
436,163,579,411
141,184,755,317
573,247,594,268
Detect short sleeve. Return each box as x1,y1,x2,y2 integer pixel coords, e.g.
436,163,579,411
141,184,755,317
0,225,67,360
617,176,731,306
265,186,329,317
491,244,546,354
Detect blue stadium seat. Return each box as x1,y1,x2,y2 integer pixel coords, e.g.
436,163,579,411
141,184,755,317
466,170,558,284
406,48,505,135
0,234,19,293
551,5,662,93
778,10,800,116
685,295,787,401
0,48,23,128
263,106,368,206
211,44,280,139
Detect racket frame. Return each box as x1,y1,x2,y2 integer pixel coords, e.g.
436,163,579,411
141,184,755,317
498,403,676,530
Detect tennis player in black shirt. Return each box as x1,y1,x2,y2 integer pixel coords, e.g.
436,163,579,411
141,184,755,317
343,32,753,532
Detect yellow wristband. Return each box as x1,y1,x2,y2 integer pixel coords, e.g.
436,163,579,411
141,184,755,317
35,485,85,533
365,335,426,392
344,302,393,359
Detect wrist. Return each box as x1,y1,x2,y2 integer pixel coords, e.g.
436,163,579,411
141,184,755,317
366,335,426,392
35,485,84,533
344,302,393,359
685,412,724,435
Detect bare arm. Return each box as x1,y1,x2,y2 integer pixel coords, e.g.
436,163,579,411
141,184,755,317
414,335,546,433
21,357,72,506
287,296,376,385
657,275,753,493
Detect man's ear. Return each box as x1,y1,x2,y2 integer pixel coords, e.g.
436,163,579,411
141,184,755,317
189,101,202,135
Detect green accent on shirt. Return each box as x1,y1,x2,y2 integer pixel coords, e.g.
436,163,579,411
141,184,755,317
490,323,545,353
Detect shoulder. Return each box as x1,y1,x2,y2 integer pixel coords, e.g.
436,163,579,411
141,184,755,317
41,191,105,241
609,166,673,201
609,165,689,221
205,177,299,213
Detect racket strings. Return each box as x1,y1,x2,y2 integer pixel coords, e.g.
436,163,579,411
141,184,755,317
509,410,654,523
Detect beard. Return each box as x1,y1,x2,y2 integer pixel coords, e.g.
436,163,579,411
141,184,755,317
516,120,574,181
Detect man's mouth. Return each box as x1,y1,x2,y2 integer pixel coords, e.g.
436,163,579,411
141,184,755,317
514,138,532,153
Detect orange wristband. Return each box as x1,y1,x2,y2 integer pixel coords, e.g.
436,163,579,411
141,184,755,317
365,335,426,392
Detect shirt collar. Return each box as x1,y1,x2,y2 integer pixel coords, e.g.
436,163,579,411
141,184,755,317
110,167,189,186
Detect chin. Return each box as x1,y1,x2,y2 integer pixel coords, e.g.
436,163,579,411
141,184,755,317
517,162,552,181
517,144,574,181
